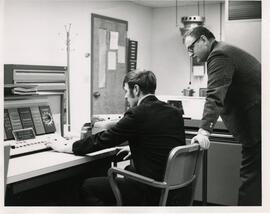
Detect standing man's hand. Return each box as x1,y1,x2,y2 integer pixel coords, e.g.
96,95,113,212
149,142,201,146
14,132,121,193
191,128,210,149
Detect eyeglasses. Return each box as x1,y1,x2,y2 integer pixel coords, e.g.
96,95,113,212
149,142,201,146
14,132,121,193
187,37,201,53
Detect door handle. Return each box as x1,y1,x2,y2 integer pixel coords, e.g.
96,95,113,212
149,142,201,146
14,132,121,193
93,91,101,98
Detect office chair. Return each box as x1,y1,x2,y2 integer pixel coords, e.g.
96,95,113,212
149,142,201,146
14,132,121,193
108,143,203,206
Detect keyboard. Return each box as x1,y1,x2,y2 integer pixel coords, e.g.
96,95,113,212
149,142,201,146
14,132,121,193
9,133,68,158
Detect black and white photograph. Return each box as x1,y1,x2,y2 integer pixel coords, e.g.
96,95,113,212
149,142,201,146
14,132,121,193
1,0,269,213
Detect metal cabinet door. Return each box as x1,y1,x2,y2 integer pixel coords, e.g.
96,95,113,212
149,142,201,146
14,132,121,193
194,141,242,205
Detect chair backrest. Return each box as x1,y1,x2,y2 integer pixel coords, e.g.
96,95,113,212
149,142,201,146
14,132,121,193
164,144,201,185
161,144,203,205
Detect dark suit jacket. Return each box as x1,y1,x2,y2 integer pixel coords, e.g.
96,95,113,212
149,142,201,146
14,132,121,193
73,95,186,181
201,41,261,146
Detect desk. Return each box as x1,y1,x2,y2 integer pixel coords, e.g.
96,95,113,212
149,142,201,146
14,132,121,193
6,148,118,205
7,148,117,184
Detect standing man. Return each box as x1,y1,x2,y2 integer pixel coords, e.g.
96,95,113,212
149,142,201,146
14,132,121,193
183,26,261,206
47,70,187,205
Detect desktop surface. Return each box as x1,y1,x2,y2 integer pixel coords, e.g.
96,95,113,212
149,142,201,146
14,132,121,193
7,148,117,184
5,148,118,206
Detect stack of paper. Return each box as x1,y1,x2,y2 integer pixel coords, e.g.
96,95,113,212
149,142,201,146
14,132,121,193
12,87,38,95
4,84,38,95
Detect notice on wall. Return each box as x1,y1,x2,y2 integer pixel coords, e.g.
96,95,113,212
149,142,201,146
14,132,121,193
98,29,107,88
193,65,205,77
109,31,119,50
118,46,126,64
108,51,117,70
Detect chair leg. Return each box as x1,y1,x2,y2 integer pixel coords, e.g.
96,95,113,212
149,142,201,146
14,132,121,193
159,189,169,206
108,169,123,206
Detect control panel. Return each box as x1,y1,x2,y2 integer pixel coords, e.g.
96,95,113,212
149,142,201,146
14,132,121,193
4,100,65,158
9,132,67,158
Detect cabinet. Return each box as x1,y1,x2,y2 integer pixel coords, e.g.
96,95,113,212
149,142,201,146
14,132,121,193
4,64,67,138
194,141,242,205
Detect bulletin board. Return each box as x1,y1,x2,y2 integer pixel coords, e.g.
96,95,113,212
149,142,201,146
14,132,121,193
91,14,128,117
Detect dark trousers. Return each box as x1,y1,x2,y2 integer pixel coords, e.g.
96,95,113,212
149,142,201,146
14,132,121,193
238,103,261,206
238,144,261,206
80,175,193,206
80,176,152,206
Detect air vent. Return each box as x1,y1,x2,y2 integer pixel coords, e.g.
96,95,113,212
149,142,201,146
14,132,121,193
127,40,138,72
229,1,261,20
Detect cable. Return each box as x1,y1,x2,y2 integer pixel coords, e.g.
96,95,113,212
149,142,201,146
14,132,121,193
176,0,178,27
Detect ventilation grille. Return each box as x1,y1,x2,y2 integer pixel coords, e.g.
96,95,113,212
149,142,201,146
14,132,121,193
229,1,261,20
127,40,138,72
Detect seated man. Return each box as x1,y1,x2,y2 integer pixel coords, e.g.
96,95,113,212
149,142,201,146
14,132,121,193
47,70,186,205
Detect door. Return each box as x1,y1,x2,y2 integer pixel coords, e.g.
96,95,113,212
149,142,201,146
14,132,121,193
91,14,128,118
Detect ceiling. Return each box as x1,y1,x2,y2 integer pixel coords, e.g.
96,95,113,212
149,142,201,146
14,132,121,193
128,0,225,8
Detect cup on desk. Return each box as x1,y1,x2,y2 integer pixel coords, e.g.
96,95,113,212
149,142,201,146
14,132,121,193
81,122,92,139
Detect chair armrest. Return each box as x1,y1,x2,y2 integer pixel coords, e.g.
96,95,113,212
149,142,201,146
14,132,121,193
108,167,167,188
112,145,131,167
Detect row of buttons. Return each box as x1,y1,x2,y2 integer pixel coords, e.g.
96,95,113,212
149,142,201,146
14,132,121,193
12,141,45,149
11,138,59,149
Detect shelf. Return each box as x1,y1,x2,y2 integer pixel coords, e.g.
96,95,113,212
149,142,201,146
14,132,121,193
157,94,206,101
5,92,65,100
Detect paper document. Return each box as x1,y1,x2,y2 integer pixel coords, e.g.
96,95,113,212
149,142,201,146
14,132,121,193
98,29,107,88
109,31,119,50
85,147,117,157
193,66,205,76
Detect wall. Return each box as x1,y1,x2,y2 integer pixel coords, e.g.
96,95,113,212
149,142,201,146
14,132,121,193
223,0,261,61
151,3,224,97
262,0,270,207
3,0,262,131
224,20,261,61
3,0,153,133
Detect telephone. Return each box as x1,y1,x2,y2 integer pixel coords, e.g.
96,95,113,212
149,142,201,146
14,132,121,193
89,114,123,135
80,114,123,138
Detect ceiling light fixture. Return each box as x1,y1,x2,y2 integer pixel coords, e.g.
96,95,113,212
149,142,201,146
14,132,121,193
179,0,206,36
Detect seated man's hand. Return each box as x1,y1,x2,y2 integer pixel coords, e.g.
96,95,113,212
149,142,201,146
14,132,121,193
191,128,210,150
45,139,74,153
116,146,131,160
